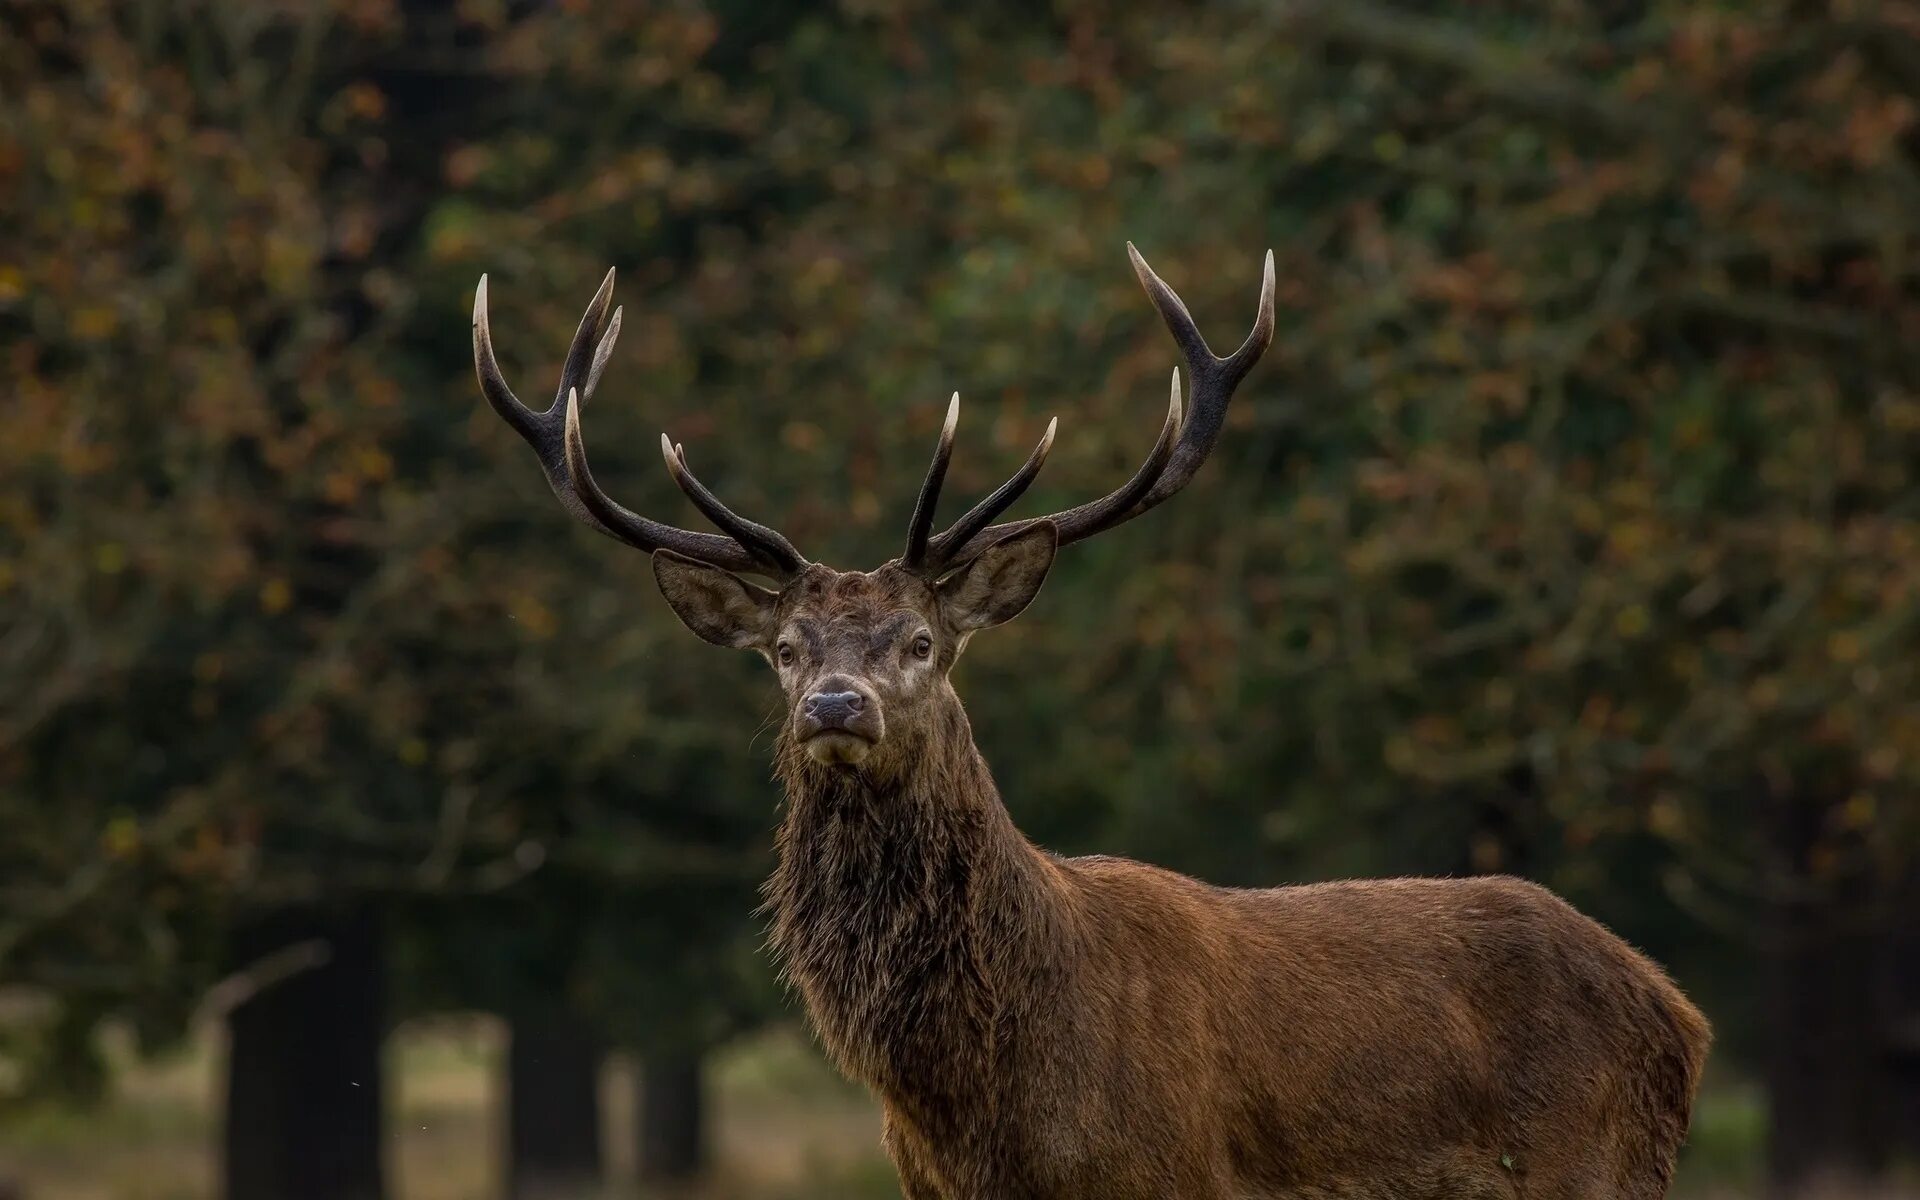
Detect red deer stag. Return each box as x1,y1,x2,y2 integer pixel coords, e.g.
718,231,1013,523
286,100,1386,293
473,246,1710,1199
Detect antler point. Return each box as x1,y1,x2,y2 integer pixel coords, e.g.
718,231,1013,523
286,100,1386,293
1126,241,1161,293
561,389,586,468
586,267,617,318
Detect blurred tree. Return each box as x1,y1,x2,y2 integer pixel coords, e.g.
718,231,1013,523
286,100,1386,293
637,1054,709,1183
503,1014,604,1200
224,908,385,1200
1,1,779,1192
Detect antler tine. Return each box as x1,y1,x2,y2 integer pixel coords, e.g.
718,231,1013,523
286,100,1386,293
923,417,1058,569
926,245,1274,569
1054,366,1183,533
475,274,545,442
475,270,619,532
474,270,799,579
660,435,809,578
557,266,620,408
582,304,622,405
551,391,766,575
1129,243,1275,510
902,392,961,569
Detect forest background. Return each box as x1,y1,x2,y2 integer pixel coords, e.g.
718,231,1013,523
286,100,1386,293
3,1,1918,1196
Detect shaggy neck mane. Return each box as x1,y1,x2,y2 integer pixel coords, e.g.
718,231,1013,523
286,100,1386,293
764,688,1077,1119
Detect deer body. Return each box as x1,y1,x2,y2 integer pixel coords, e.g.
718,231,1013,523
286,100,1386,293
763,613,1706,1200
475,244,1709,1198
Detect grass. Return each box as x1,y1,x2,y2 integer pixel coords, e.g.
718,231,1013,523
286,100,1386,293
1,1018,896,1200
0,1018,1879,1199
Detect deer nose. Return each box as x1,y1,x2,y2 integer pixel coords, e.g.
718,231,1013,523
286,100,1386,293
804,690,865,726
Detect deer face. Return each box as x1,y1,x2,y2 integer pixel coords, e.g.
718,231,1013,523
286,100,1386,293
650,524,1057,769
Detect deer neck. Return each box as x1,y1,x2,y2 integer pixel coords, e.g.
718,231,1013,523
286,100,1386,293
765,693,1074,1103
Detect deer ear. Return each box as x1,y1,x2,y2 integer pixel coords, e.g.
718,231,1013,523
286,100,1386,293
652,550,778,650
937,521,1058,632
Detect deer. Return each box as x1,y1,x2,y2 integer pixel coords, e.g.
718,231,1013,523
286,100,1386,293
472,245,1711,1199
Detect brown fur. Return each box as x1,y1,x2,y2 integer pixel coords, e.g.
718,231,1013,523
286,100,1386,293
652,548,1711,1199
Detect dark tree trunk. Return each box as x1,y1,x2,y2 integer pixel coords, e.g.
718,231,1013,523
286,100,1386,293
636,1051,707,1182
1887,865,1920,1161
223,907,386,1200
1763,791,1892,1192
504,1013,604,1200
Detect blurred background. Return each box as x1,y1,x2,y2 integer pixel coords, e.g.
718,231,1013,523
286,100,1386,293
2,1,1918,1197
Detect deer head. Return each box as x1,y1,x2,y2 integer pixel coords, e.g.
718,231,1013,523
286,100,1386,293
473,246,1273,780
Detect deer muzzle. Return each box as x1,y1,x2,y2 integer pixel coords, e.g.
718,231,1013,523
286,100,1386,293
797,679,884,763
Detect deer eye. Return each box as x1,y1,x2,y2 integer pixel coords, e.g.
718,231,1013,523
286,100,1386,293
777,642,795,666
912,633,933,659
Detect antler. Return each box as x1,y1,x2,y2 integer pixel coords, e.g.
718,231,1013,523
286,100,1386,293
474,270,807,581
905,244,1275,574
